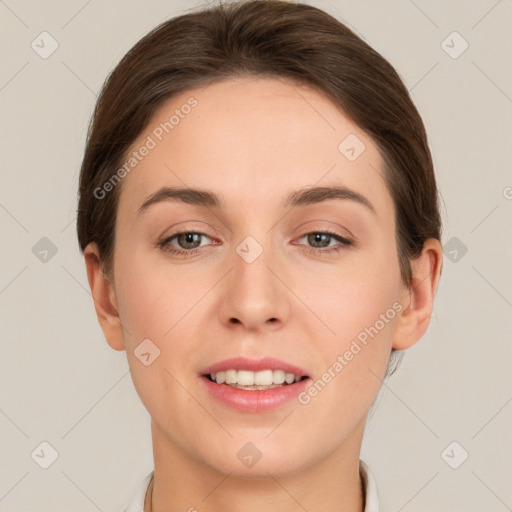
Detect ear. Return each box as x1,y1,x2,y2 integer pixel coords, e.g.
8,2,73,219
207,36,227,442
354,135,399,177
83,242,126,351
392,238,443,350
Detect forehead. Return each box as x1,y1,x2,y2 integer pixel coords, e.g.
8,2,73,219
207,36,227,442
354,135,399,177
116,76,392,219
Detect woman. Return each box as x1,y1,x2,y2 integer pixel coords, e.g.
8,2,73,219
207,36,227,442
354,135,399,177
77,1,443,510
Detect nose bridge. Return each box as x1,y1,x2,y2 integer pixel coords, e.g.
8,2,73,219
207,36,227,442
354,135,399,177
234,233,277,300
220,231,289,330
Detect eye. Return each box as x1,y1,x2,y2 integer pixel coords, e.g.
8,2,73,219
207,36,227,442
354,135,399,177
295,231,353,254
158,231,213,256
157,230,353,258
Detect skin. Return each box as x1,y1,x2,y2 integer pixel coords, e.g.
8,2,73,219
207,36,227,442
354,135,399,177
84,76,442,512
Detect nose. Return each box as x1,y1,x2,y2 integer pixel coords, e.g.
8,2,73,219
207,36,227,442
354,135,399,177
218,236,291,333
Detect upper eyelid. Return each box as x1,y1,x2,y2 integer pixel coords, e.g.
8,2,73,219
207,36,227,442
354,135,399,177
162,229,349,238
161,229,352,247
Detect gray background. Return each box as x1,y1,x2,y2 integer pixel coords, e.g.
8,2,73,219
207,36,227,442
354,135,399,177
1,0,511,510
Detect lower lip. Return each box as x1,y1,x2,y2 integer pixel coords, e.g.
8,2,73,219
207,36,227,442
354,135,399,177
201,376,310,412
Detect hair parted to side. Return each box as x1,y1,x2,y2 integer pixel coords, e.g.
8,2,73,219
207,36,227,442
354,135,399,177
76,0,442,377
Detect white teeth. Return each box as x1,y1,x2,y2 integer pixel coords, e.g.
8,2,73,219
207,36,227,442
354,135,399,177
237,370,254,386
225,369,237,384
273,369,285,384
209,369,303,386
211,372,225,384
285,372,295,384
254,369,273,385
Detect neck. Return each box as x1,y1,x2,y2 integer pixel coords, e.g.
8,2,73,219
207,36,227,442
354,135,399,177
149,419,366,512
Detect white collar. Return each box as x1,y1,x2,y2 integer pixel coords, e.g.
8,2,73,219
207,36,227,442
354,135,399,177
123,459,379,511
360,459,380,512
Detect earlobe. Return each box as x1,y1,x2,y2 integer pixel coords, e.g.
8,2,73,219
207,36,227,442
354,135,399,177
392,238,443,350
83,243,126,351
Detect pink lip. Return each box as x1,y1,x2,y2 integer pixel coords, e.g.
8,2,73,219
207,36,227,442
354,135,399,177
200,357,309,377
199,357,310,413
201,376,310,412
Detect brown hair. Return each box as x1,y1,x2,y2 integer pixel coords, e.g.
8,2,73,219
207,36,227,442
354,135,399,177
76,0,442,375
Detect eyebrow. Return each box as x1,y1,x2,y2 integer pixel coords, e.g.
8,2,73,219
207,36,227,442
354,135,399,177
137,185,376,215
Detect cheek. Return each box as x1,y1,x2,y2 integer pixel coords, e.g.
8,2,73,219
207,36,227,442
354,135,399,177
304,244,401,345
302,246,402,396
113,254,204,423
310,278,399,386
114,248,199,343
294,279,400,443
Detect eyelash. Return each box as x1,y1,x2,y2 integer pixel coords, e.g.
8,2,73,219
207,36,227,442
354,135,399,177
157,230,353,257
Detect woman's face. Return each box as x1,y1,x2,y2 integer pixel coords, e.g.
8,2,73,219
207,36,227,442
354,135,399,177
109,76,407,477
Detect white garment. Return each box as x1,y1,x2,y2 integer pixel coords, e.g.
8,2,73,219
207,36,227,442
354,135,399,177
123,459,379,511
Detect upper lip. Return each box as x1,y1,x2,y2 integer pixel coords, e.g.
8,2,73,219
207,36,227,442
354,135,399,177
200,357,309,377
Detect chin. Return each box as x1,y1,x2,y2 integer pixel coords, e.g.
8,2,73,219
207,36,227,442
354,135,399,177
199,442,314,480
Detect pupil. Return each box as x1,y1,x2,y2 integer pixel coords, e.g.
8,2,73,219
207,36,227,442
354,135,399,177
181,233,200,248
310,233,328,247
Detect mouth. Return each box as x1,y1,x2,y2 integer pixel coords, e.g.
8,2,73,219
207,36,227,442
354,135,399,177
199,357,311,412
